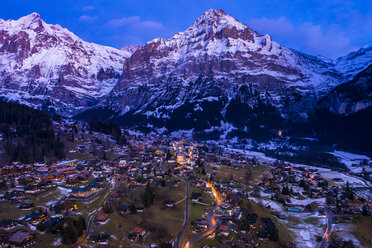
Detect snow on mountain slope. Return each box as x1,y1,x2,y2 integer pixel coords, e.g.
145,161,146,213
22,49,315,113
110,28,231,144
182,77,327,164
334,47,372,80
120,45,140,56
318,64,372,115
104,9,341,131
117,9,338,92
0,13,133,115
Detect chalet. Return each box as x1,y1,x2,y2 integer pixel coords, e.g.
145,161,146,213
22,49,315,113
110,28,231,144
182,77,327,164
8,230,35,248
87,182,100,191
95,177,106,183
0,219,15,229
96,214,109,224
43,217,66,230
90,232,109,245
19,203,34,210
56,167,78,176
53,199,76,212
160,243,172,248
7,190,25,200
35,167,48,174
135,204,144,213
218,224,230,236
24,212,47,224
127,232,137,241
240,232,253,245
191,192,202,202
194,219,208,230
24,185,40,194
231,240,246,248
128,171,137,179
246,214,257,228
164,200,175,208
66,176,81,186
37,180,53,188
133,227,146,236
271,210,286,219
119,205,129,213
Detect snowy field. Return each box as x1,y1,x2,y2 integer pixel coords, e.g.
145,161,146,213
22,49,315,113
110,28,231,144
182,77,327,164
330,150,371,174
225,148,276,162
232,147,371,247
250,192,326,248
332,223,364,247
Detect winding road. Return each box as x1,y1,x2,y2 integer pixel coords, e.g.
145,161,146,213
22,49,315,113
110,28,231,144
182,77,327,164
182,181,222,247
188,206,218,245
319,206,334,248
75,176,118,247
175,177,190,248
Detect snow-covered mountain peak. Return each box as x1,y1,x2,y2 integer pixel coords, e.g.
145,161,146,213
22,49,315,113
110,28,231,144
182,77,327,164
0,12,44,35
191,9,247,32
118,8,338,93
0,13,136,116
120,45,140,56
8,12,41,25
178,9,258,44
335,46,372,80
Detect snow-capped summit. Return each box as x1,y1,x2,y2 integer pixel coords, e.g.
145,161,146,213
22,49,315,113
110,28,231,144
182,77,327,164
0,10,370,136
103,9,346,132
334,47,372,80
117,9,338,91
0,13,134,115
120,45,140,57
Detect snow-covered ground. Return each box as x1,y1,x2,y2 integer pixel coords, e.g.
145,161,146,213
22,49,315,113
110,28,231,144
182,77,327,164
250,192,326,248
284,212,326,248
330,150,371,174
57,186,71,196
225,148,276,163
229,148,371,188
332,223,364,247
318,170,370,187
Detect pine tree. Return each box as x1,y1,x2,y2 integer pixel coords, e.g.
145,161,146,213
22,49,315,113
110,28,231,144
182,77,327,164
130,203,137,214
79,216,87,230
143,184,154,208
75,219,83,237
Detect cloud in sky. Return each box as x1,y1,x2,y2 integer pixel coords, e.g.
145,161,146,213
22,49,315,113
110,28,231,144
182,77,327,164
246,17,357,59
82,5,95,11
78,15,96,22
106,16,164,30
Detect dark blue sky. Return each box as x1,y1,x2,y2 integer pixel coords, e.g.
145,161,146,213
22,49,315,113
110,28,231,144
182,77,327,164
2,0,371,59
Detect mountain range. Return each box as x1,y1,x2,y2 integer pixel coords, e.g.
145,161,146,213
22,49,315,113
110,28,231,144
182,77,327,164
0,9,371,149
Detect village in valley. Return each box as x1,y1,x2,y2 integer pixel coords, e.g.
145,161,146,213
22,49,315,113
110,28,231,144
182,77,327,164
0,119,371,248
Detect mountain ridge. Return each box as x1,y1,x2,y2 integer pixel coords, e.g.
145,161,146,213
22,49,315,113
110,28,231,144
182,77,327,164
0,12,134,115
0,10,370,130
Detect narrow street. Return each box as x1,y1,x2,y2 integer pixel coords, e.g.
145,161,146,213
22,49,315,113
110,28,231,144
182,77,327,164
75,176,118,247
183,181,222,247
176,177,189,248
319,206,334,248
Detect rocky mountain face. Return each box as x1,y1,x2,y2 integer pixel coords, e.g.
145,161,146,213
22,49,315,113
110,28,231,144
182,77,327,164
312,65,372,152
103,9,345,133
0,13,133,115
334,47,372,81
318,65,372,116
0,10,371,144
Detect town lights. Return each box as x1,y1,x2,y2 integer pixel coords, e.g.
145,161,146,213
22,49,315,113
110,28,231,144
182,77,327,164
278,130,283,137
